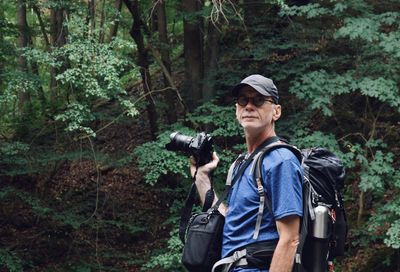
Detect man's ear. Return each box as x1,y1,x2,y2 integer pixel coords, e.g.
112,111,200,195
235,103,241,123
272,105,281,121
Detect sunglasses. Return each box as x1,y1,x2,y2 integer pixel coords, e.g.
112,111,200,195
236,96,275,107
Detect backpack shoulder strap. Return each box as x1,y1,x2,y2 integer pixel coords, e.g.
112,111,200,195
203,153,245,211
252,143,302,240
226,153,246,186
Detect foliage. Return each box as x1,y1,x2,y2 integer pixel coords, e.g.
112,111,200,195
276,1,400,262
358,150,396,194
280,3,330,19
0,141,29,164
134,127,194,185
0,249,23,272
187,102,242,138
1,0,400,271
0,186,83,229
289,70,355,116
51,20,137,136
368,197,400,249
289,72,400,116
134,103,242,186
142,229,184,271
55,102,97,136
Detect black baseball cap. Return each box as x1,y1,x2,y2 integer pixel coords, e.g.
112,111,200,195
231,74,279,104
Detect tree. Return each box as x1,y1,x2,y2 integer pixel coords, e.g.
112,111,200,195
202,19,220,102
182,0,204,109
154,0,177,123
49,0,68,103
123,0,158,139
16,0,30,112
107,0,123,42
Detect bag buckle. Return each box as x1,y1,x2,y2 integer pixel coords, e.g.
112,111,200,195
257,185,264,195
200,216,209,224
256,178,264,195
233,251,241,261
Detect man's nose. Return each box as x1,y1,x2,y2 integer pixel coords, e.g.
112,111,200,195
244,102,256,110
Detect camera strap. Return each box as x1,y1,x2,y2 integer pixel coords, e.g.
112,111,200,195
178,136,280,244
203,186,215,212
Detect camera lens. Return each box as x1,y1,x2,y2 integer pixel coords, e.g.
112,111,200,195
166,132,193,151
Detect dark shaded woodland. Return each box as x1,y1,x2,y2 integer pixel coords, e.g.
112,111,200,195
0,0,399,271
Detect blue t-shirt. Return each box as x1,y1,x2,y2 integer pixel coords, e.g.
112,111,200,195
222,147,303,267
231,268,266,272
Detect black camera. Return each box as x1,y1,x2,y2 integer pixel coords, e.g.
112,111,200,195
165,132,213,166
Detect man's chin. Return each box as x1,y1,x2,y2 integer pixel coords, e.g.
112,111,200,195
242,125,262,134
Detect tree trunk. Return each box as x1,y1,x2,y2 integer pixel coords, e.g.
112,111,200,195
49,6,67,103
123,0,158,139
202,19,220,102
50,7,67,47
99,0,106,43
107,0,123,42
183,0,204,110
155,0,176,124
156,1,171,75
150,2,158,32
16,0,31,111
31,5,48,108
17,0,28,71
88,0,96,36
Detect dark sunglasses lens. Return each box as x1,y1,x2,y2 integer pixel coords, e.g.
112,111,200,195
237,97,248,106
253,97,265,107
237,96,267,107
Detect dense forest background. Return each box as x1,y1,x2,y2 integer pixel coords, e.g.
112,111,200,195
1,0,399,271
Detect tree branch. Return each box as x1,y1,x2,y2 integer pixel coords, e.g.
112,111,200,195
32,5,50,50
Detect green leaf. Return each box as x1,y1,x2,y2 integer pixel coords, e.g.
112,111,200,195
0,249,23,272
335,17,380,42
358,77,400,111
289,70,353,116
385,219,400,249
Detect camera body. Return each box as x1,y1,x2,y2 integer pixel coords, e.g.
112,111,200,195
165,132,213,166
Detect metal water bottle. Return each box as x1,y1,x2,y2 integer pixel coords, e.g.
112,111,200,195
312,205,330,272
313,205,330,239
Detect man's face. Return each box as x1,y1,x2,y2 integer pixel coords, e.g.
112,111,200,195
235,86,281,135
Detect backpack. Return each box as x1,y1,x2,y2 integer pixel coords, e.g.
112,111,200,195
252,143,347,272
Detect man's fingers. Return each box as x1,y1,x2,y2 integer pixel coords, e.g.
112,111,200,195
208,152,219,168
189,156,196,165
189,152,219,176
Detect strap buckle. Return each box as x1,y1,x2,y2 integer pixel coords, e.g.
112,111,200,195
233,250,242,261
256,178,264,195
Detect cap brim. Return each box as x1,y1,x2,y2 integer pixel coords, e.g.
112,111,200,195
231,83,270,97
231,83,251,97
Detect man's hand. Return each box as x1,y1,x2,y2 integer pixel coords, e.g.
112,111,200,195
189,152,219,179
189,152,227,215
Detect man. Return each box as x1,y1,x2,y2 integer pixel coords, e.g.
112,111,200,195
191,74,303,272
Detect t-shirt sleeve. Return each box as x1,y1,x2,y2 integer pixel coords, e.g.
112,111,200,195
264,158,303,220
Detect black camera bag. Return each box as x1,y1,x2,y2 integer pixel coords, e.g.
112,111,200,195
181,208,225,272
179,137,280,272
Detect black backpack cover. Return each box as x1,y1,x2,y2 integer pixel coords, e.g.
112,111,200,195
253,144,347,272
298,147,347,272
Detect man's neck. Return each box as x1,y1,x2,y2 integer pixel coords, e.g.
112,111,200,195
245,129,277,154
